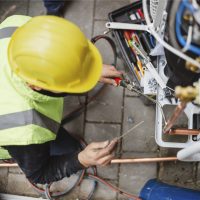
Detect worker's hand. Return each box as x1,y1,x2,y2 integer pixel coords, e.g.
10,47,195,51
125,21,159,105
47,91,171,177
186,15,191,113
78,138,118,168
99,64,123,86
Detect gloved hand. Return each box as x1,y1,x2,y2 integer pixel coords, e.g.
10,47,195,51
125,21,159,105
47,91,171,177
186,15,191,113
78,138,117,167
99,64,123,86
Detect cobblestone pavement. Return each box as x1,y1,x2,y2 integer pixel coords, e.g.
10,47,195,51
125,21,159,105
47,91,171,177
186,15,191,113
0,0,199,199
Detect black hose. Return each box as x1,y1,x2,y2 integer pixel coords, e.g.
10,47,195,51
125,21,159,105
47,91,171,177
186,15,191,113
61,35,118,125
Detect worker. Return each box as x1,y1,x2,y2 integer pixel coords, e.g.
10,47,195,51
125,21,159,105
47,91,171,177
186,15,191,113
0,15,122,184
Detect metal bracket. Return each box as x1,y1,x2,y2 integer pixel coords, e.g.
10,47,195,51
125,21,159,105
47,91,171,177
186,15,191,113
105,22,151,33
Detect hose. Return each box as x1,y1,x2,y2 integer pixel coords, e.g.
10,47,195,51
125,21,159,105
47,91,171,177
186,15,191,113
87,174,141,200
61,35,118,125
175,0,200,55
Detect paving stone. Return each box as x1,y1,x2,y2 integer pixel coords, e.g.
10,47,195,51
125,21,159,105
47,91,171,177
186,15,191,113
28,0,45,16
125,89,139,97
118,152,157,195
51,174,80,200
62,96,86,138
195,162,200,189
6,173,40,197
9,167,23,174
96,164,119,180
85,122,121,146
162,105,189,143
63,96,86,116
80,179,117,200
122,97,157,152
158,161,195,188
95,0,130,20
59,188,79,200
158,147,198,189
0,0,28,22
63,113,85,138
64,0,94,38
0,168,8,192
86,85,123,122
159,147,179,157
85,122,120,180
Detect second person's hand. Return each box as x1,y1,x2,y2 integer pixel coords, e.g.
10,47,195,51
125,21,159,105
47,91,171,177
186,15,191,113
99,64,123,86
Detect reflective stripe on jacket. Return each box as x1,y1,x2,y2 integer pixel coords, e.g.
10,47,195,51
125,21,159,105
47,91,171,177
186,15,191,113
0,15,64,159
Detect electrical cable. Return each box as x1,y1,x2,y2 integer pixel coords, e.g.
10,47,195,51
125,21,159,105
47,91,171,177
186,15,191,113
192,0,200,9
130,86,167,124
182,25,193,52
168,0,183,50
176,1,200,55
150,35,156,48
182,0,196,12
142,0,200,70
166,86,175,92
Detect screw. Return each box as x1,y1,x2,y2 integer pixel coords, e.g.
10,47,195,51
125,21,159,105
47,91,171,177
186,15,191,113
160,60,165,66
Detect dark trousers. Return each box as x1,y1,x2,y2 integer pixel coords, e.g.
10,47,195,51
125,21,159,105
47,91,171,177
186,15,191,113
43,0,65,15
50,126,81,156
5,127,83,184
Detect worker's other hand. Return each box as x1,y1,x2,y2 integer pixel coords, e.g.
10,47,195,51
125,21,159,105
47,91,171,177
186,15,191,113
99,64,123,86
78,138,118,168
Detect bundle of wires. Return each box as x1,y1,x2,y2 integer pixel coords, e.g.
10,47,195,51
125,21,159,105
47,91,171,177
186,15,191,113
142,0,200,70
176,0,200,55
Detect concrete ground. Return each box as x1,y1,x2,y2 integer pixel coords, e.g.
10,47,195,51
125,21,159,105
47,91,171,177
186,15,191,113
0,0,199,199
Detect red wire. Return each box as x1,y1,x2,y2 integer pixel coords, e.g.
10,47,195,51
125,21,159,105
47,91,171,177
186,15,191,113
137,8,144,19
87,174,141,200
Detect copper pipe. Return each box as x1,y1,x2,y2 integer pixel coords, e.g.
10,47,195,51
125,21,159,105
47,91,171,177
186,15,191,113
168,128,200,135
163,101,187,133
0,157,178,167
0,163,18,167
111,157,177,164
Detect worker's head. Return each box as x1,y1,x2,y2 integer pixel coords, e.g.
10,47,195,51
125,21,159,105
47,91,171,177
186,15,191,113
8,16,102,94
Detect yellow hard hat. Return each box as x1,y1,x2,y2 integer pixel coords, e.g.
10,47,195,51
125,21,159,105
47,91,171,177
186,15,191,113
8,16,102,93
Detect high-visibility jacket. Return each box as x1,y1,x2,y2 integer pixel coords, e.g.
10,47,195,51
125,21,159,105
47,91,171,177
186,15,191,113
0,15,64,159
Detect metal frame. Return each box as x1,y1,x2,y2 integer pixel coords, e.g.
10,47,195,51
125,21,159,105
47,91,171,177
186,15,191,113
155,56,200,149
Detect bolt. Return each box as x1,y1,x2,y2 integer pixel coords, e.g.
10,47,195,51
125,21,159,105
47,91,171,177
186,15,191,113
160,60,165,66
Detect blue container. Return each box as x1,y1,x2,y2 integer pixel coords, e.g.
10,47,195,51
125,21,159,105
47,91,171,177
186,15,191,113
139,179,200,200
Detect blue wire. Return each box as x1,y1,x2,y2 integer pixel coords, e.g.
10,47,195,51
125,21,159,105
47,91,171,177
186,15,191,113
150,35,155,48
182,0,196,13
175,0,200,55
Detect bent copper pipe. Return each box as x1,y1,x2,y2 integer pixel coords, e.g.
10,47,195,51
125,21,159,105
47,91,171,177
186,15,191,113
0,163,18,167
111,157,177,164
168,128,200,135
163,101,187,133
